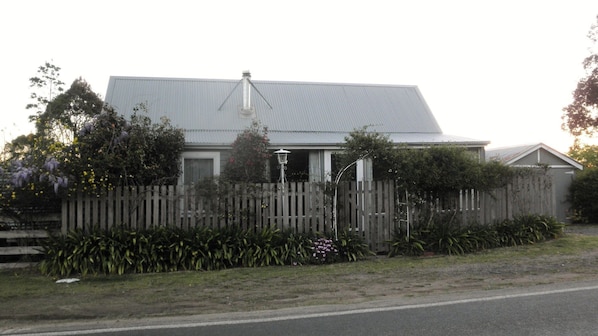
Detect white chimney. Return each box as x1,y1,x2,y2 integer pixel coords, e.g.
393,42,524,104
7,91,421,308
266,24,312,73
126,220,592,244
242,70,251,111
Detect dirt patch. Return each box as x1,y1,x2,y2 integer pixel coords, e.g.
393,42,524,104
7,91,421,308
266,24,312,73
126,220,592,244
565,224,598,236
2,228,598,331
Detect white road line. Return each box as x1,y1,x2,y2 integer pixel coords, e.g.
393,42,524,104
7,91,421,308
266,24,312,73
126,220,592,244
7,284,598,336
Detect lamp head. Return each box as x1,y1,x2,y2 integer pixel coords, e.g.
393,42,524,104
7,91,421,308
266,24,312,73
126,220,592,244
274,149,290,165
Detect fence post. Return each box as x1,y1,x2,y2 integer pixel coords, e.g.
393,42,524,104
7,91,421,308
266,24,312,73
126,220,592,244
61,197,68,234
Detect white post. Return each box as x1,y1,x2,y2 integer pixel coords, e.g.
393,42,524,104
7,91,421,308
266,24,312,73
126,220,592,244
332,154,368,241
274,149,290,228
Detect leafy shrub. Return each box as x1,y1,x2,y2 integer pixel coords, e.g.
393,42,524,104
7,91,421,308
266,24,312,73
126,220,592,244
221,121,271,183
341,128,513,195
568,168,598,223
245,226,285,267
492,215,564,247
39,225,373,276
511,214,565,240
400,212,478,256
538,215,566,238
465,224,500,250
388,227,425,257
387,214,565,257
279,230,312,265
494,219,529,247
335,230,375,261
419,214,470,255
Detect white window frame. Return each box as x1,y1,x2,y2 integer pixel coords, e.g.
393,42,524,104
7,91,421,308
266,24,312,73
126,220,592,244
324,150,371,183
179,152,221,185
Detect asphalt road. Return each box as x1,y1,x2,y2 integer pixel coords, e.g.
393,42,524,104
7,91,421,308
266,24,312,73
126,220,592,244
10,281,598,336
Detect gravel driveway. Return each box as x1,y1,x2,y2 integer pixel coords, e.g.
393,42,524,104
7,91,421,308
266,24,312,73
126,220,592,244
565,224,598,236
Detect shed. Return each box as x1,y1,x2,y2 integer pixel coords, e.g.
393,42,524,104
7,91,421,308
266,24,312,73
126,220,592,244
486,143,583,223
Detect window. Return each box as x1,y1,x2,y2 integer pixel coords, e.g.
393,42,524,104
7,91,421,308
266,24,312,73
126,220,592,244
183,159,213,184
180,152,220,185
331,152,356,181
269,149,310,182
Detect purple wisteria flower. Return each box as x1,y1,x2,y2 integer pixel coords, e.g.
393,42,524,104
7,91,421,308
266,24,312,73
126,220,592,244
11,167,34,188
113,130,129,146
53,176,68,193
38,173,68,194
43,157,59,172
79,122,94,136
7,157,68,193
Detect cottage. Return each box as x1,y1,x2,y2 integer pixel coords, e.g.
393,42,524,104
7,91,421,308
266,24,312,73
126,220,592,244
486,143,583,223
104,72,488,184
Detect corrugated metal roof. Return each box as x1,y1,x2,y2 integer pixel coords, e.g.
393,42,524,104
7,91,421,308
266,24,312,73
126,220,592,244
486,144,538,163
486,143,583,170
183,130,487,148
104,75,487,147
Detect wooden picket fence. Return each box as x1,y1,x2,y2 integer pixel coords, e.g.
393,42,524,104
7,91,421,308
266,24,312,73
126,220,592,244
0,213,60,268
61,182,333,234
61,174,554,253
401,173,555,226
336,181,396,252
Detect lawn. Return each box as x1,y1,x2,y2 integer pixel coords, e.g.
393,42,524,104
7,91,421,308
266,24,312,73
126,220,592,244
1,233,598,329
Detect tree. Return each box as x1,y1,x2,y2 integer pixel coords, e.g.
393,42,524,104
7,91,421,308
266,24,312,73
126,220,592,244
39,78,104,144
27,62,65,121
567,137,598,223
568,139,598,169
0,133,69,215
562,16,598,137
1,64,100,203
69,105,185,192
341,127,512,197
2,133,36,162
222,121,271,183
1,63,185,218
569,168,598,223
4,62,70,166
341,128,514,228
339,126,397,181
0,62,71,215
403,146,482,196
27,62,67,144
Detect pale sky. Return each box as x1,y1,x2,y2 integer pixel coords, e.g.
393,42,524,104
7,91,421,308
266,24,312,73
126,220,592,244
1,0,597,153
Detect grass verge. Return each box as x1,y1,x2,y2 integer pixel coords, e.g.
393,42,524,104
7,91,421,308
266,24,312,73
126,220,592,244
1,233,598,328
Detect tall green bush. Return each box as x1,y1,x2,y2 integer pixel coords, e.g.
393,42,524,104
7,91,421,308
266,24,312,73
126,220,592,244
341,128,513,194
1,64,185,219
569,168,598,223
70,106,185,190
221,121,271,183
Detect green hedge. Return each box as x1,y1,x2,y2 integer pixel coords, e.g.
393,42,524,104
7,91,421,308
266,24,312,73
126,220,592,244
389,214,565,257
40,215,565,276
39,227,372,276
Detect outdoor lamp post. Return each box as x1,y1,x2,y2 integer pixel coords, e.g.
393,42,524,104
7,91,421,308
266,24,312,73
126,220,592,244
274,149,290,224
274,149,290,183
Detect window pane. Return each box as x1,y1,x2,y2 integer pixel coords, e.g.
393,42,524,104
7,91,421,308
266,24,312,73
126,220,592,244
331,153,355,181
184,159,213,184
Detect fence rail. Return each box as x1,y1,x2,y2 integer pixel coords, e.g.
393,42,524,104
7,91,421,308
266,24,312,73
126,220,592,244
61,174,554,253
1,214,59,267
0,229,49,268
408,173,555,227
61,183,333,234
